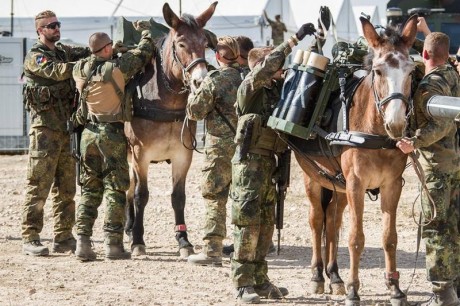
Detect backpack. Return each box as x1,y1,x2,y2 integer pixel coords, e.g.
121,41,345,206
78,59,133,123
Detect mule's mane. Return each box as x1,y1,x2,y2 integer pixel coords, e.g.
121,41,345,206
180,14,200,30
364,26,406,71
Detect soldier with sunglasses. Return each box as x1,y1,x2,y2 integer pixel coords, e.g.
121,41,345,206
21,10,91,256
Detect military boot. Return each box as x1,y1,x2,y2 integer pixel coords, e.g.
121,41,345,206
105,244,131,260
235,286,260,304
254,282,289,299
22,240,49,256
52,237,76,253
187,251,222,267
75,235,96,261
420,282,460,306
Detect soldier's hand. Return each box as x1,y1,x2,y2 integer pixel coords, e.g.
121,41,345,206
112,41,128,54
295,23,316,41
318,6,331,31
416,17,431,36
133,20,150,32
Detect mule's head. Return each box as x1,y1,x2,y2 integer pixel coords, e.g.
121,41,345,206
362,15,417,139
163,1,217,93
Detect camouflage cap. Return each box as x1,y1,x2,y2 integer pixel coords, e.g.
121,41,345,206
88,32,112,54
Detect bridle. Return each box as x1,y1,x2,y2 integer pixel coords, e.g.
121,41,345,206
159,39,207,95
370,70,413,120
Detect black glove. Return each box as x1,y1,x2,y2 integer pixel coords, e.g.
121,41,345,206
295,23,316,40
318,6,331,31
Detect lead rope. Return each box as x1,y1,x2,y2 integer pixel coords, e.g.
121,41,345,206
408,152,437,226
403,151,437,295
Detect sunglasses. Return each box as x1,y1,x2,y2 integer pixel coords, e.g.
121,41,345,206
456,54,460,62
93,41,113,54
41,21,61,30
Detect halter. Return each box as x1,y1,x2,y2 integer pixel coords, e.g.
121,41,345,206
172,42,207,87
371,70,412,119
158,40,207,95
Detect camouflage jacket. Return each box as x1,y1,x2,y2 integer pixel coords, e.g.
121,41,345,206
23,41,90,132
236,41,292,120
267,19,287,45
186,63,242,140
409,64,460,172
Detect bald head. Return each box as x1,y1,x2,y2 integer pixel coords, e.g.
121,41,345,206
89,32,112,54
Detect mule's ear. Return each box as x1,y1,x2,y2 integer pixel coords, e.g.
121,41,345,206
195,1,218,28
400,14,418,50
163,2,182,29
361,16,382,49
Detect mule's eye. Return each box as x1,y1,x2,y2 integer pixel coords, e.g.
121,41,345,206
374,69,382,76
178,42,186,49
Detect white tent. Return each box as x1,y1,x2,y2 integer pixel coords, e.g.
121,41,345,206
264,0,359,58
352,5,381,35
350,0,389,26
0,0,269,17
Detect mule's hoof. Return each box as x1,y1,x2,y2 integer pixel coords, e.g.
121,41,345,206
131,244,146,256
390,297,410,306
179,246,194,259
330,282,346,295
310,281,325,294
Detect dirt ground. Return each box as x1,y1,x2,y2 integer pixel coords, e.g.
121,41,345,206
0,152,433,306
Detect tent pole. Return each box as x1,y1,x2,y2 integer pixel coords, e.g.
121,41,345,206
10,0,14,36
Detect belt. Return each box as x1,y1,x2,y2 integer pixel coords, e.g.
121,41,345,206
248,147,273,157
85,121,124,132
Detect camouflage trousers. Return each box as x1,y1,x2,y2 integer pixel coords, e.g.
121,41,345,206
200,136,235,256
421,169,460,283
22,126,76,243
75,122,129,245
230,152,277,288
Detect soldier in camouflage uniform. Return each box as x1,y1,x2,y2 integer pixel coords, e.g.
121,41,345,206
397,32,460,306
186,36,242,267
230,23,316,304
263,11,287,46
235,36,254,78
22,10,91,256
72,30,154,261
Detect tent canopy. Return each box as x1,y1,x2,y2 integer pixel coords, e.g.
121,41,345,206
0,0,270,18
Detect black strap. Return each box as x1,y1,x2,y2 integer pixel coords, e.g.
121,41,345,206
214,106,236,135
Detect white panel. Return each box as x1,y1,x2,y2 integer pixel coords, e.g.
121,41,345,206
0,38,25,136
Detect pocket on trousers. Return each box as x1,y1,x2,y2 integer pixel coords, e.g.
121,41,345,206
108,165,130,192
230,188,259,226
27,150,48,180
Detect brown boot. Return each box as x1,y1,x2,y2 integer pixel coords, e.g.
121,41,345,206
187,251,222,267
75,235,96,261
420,282,460,306
105,244,131,260
235,286,260,304
22,240,49,256
53,237,76,253
254,282,289,299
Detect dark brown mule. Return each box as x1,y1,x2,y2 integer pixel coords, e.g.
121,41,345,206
294,16,418,305
124,2,217,257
